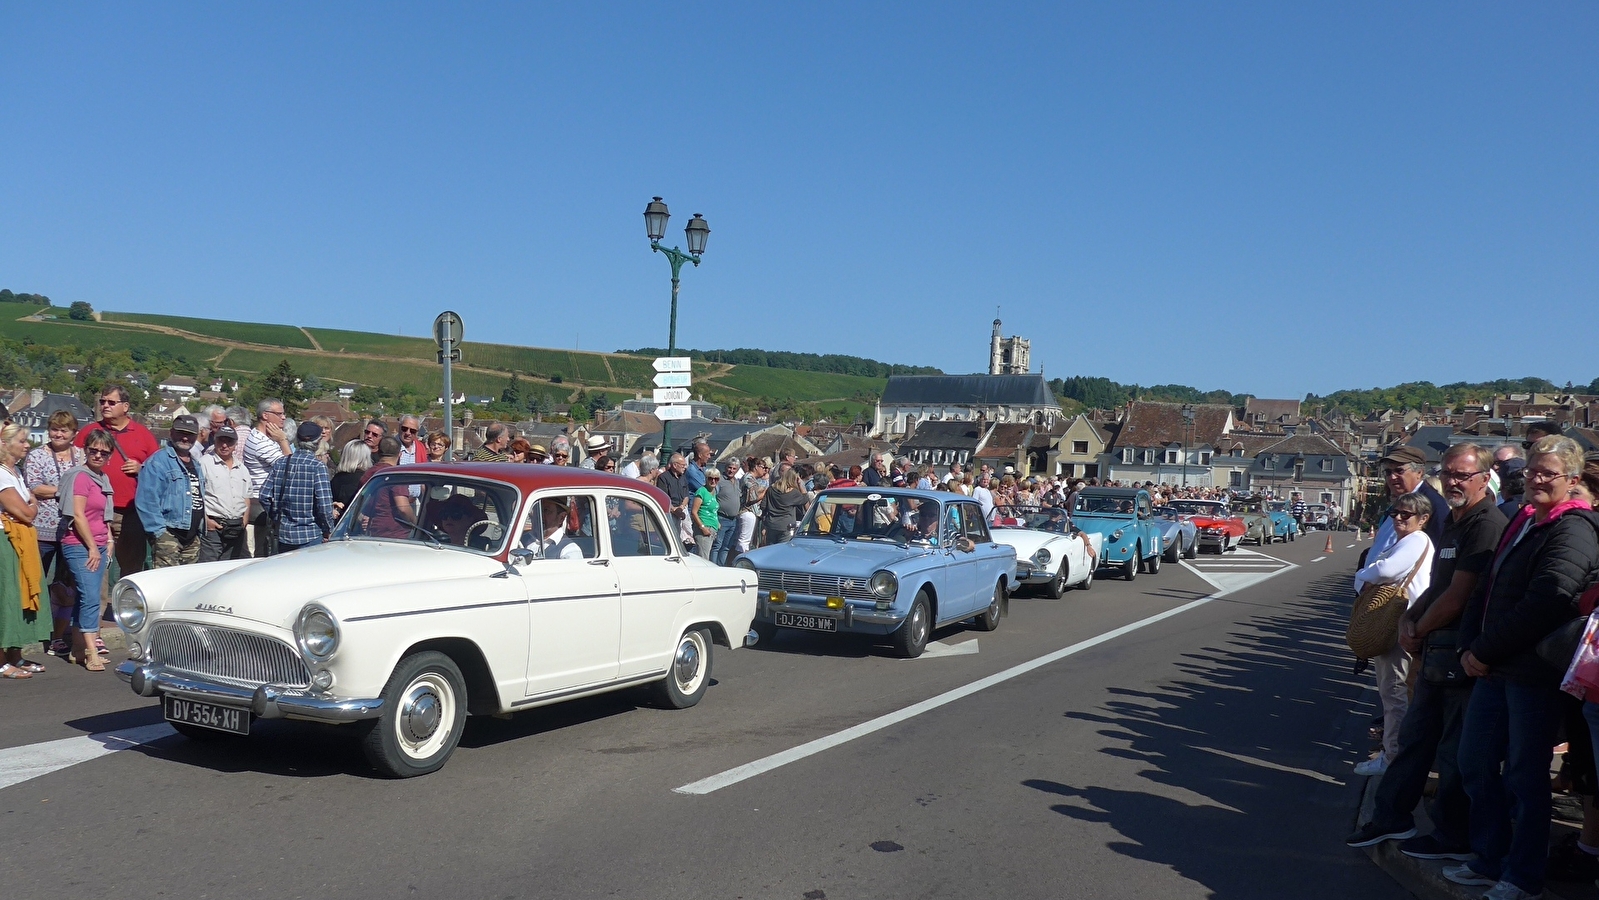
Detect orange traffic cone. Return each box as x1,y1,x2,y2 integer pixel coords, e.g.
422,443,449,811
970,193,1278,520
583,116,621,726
1324,533,1335,553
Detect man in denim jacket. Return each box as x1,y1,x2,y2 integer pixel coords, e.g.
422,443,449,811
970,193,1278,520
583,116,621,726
135,415,208,568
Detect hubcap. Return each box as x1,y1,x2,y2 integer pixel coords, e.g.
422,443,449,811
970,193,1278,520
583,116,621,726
675,638,701,687
400,685,441,743
912,604,927,643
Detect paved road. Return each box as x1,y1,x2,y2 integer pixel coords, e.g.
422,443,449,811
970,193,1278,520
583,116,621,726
2,533,1409,899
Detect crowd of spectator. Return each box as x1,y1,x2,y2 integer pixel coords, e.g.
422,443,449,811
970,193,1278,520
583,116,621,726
1345,437,1599,900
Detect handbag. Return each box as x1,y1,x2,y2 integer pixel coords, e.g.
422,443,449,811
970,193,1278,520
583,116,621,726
1421,627,1470,686
1538,617,1588,672
1347,551,1428,660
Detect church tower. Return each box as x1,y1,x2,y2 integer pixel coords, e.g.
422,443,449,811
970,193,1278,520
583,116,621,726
988,318,1031,375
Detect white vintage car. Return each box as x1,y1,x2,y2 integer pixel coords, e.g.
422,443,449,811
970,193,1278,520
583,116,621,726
114,463,756,777
987,504,1102,597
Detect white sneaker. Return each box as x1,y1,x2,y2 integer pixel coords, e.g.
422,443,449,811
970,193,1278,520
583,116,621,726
1442,864,1496,887
1481,881,1541,900
1353,755,1389,776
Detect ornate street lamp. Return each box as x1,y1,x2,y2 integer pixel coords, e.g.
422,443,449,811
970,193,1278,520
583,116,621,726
1181,404,1195,488
643,196,711,457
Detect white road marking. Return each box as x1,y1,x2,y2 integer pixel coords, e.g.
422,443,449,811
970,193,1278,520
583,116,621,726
1180,555,1299,596
0,723,174,792
917,639,979,659
674,563,1302,796
1347,544,1356,549
1194,745,1344,786
1311,556,1326,562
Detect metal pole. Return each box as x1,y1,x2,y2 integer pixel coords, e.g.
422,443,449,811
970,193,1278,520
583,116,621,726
664,270,679,459
442,352,453,462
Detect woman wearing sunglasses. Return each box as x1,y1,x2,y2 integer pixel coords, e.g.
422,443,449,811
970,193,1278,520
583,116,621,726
1352,491,1436,776
56,430,117,672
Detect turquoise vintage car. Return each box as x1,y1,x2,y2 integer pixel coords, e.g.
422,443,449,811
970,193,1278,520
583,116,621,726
1070,488,1165,581
737,488,1015,658
1267,501,1301,542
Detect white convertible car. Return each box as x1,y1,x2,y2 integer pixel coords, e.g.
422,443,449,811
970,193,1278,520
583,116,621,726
115,463,757,777
987,505,1102,597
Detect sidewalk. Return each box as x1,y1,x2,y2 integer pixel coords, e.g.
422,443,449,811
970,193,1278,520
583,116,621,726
1354,770,1596,900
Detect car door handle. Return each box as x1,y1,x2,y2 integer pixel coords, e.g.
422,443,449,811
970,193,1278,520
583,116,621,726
588,558,610,566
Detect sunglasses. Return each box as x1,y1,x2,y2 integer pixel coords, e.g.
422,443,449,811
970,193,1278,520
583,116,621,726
86,448,113,458
365,430,384,438
1388,510,1423,521
98,398,125,406
553,453,569,459
400,426,418,435
600,464,615,471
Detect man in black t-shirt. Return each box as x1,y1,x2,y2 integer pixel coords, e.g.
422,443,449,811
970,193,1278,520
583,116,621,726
1347,443,1507,857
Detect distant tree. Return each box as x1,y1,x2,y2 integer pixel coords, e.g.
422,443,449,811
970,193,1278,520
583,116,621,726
587,391,609,415
501,373,522,407
68,301,93,321
302,374,323,396
252,359,305,418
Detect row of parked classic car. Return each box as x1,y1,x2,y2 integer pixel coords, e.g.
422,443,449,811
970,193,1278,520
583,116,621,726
110,468,1291,778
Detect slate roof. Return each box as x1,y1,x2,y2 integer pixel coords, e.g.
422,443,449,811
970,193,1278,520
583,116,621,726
1405,425,1456,463
10,392,95,429
880,374,1059,408
1256,433,1347,458
1213,433,1283,460
1111,402,1234,449
1244,398,1302,423
898,420,985,451
975,423,1034,459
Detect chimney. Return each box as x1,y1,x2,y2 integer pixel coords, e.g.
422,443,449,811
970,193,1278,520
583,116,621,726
30,389,43,408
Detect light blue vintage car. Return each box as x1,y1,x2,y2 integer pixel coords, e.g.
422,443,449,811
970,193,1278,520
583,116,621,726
1151,504,1199,562
1071,488,1165,581
1267,501,1301,542
736,488,1015,658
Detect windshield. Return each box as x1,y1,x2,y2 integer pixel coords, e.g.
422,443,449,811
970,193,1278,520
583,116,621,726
1166,500,1224,517
335,470,521,555
1074,494,1135,515
991,505,1072,533
1269,502,1288,512
799,491,942,545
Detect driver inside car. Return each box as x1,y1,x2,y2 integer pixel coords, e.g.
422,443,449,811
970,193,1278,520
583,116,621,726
427,496,487,547
522,498,584,560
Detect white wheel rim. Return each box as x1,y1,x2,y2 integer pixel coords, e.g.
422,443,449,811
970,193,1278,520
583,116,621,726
911,602,928,645
673,632,708,695
395,672,456,760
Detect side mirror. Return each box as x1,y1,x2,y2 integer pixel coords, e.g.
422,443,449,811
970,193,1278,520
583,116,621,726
510,547,538,566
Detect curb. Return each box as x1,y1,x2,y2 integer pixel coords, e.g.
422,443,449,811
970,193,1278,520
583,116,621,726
1356,775,1574,900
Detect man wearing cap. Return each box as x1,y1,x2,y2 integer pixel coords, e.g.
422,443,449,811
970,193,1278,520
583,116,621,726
198,425,253,562
135,415,209,569
527,443,549,465
1492,445,1527,520
580,435,610,470
1370,446,1449,563
259,421,336,554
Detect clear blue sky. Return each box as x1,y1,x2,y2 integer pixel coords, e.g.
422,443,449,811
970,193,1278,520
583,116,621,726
2,4,1594,399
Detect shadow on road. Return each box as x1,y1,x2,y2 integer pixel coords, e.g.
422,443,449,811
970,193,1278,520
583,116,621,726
1020,570,1404,899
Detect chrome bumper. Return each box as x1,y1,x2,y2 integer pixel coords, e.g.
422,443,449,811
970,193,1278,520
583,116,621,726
1013,561,1051,584
116,661,384,724
756,590,902,626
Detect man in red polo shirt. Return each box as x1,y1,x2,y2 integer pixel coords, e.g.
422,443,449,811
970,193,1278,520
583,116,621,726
74,382,161,595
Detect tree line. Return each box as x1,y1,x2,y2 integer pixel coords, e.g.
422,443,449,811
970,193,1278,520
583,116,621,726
618,346,942,378
1048,375,1247,410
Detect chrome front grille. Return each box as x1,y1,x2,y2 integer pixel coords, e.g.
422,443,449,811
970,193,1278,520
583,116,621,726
758,570,876,603
149,621,310,689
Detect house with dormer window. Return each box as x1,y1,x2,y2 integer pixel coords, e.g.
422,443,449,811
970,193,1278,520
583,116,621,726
1100,401,1238,486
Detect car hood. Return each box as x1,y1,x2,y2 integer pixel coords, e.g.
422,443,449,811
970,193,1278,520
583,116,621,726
1073,515,1137,537
151,539,505,631
742,537,937,575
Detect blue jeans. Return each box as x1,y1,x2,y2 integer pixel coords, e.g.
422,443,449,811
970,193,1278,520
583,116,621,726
711,517,738,565
1371,677,1473,848
276,535,323,554
1458,675,1563,895
61,542,108,633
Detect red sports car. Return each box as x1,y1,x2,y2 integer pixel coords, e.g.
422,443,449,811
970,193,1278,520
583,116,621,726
1166,499,1246,554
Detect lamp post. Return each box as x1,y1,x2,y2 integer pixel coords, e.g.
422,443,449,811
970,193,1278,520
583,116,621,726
643,197,710,459
1181,404,1195,488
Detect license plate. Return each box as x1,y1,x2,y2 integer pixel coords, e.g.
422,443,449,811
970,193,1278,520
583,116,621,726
774,611,839,633
164,695,250,735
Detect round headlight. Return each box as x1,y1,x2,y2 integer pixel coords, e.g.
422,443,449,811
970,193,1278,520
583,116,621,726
295,605,341,661
1033,548,1051,566
1109,529,1124,542
113,581,147,632
311,668,335,692
735,557,756,572
869,570,898,599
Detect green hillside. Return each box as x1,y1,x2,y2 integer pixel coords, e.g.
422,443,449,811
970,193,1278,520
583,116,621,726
0,302,884,405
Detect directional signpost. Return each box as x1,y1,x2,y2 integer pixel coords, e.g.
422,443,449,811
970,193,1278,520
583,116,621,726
434,311,464,461
654,357,692,449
